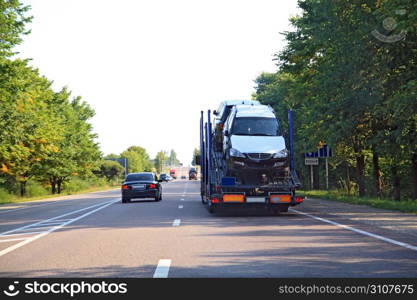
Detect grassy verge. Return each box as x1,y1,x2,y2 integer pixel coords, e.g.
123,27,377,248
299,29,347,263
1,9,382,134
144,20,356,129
300,190,417,214
0,184,119,205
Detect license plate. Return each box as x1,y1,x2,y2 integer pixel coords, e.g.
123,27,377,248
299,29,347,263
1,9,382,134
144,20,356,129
246,197,265,203
132,184,145,189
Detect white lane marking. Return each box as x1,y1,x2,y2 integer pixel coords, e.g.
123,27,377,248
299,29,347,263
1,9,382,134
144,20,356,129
178,205,183,209
180,198,184,201
0,231,45,237
172,219,181,227
153,259,171,278
162,193,199,195
0,190,119,215
40,219,73,224
0,199,118,258
0,237,28,243
290,209,417,252
0,200,111,236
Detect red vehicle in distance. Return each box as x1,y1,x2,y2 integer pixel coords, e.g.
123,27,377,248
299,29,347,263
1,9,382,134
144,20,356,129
169,169,176,179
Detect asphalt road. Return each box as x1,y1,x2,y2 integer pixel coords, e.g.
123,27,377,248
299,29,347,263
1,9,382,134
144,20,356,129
1,180,417,277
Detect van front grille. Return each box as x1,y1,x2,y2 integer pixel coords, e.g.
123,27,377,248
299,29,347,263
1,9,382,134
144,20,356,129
247,153,272,160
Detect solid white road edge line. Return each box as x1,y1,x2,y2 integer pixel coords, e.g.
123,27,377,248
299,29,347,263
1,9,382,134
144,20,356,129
0,237,28,243
172,219,181,227
290,208,417,252
0,198,119,258
153,259,171,278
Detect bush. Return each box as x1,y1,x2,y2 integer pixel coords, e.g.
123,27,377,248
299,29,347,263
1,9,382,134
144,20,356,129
62,178,91,194
25,182,49,197
0,188,14,203
62,176,110,194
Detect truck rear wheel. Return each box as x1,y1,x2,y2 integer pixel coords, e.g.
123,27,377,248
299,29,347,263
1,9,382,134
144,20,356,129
280,206,289,213
208,205,216,214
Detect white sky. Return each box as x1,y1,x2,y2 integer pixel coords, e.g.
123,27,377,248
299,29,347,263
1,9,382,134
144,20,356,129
17,0,299,165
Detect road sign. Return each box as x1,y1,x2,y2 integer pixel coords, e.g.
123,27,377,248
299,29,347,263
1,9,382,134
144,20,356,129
304,145,333,158
318,144,332,157
305,157,319,165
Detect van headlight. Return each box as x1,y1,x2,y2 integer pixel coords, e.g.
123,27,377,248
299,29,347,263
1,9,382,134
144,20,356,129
272,149,288,158
229,148,245,158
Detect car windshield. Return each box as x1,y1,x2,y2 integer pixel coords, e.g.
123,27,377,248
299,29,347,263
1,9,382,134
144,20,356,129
125,174,154,181
232,117,279,136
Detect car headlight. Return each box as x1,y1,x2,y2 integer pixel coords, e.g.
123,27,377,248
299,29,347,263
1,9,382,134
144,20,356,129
229,148,245,158
272,149,288,158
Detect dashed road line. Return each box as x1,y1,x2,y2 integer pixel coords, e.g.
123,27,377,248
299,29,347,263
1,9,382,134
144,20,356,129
153,259,171,278
178,205,183,209
290,208,417,252
172,219,181,227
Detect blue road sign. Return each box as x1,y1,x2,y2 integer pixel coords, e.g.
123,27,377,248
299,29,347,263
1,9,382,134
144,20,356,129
304,145,332,158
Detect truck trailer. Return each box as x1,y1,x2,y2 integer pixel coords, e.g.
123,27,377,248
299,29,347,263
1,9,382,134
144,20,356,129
197,108,304,214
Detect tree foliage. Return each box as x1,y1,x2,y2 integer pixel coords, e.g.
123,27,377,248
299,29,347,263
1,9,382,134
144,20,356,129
97,160,125,182
0,1,102,196
0,0,32,57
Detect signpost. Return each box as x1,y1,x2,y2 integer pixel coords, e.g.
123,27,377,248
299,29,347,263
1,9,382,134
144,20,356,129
304,158,318,190
304,145,332,190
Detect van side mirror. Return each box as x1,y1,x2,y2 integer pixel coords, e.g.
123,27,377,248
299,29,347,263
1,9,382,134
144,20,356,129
224,130,229,137
213,110,218,116
195,155,201,166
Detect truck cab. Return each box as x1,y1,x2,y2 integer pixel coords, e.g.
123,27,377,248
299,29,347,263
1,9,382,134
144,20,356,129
222,105,289,185
169,169,176,179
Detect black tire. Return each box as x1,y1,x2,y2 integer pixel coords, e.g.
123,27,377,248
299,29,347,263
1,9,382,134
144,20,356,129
208,206,216,214
158,193,162,201
280,206,289,213
122,197,130,203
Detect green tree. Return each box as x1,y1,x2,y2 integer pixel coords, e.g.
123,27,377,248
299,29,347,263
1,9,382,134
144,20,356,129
168,149,180,166
0,59,62,196
191,148,200,166
154,151,168,174
39,90,101,194
98,160,125,182
0,0,32,58
120,146,152,173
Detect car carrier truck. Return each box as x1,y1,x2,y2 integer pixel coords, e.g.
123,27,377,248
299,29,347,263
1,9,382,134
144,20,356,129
197,107,304,214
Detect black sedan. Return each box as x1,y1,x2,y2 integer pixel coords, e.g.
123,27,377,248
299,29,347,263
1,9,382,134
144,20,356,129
121,172,162,203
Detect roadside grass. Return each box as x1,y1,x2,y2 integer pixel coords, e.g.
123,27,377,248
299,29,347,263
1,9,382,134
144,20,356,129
0,184,120,205
300,190,417,214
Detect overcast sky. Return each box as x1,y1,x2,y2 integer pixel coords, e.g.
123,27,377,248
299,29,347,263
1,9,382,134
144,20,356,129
17,0,299,165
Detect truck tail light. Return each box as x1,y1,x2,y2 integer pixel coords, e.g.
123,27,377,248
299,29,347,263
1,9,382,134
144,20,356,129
122,185,129,190
295,196,304,203
269,194,291,203
223,194,244,203
211,197,220,203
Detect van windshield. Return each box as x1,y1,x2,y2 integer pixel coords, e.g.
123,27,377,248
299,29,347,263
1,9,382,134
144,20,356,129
232,117,280,136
